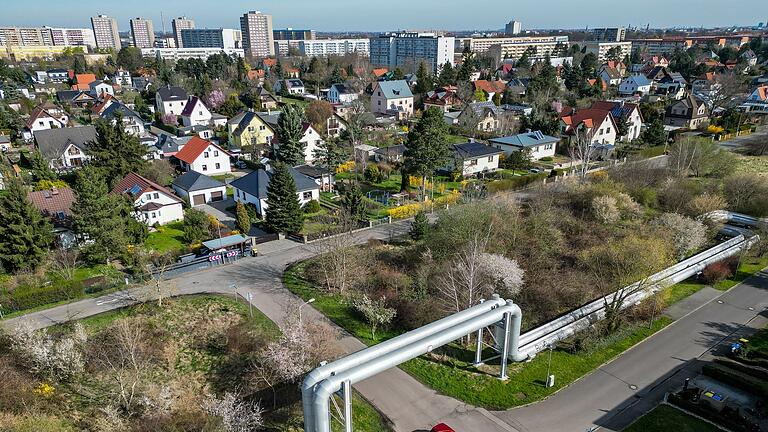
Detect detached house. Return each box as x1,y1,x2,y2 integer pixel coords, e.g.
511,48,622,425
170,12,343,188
92,95,145,136
489,130,560,160
328,83,359,104
266,115,325,165
35,125,97,171
23,105,69,141
112,172,184,226
371,80,414,119
450,141,503,177
174,136,232,175
254,87,279,110
180,96,228,128
275,79,306,96
172,171,227,206
71,74,96,91
231,167,320,217
591,101,644,142
618,75,652,96
664,95,709,129
89,80,114,98
227,110,275,151
560,107,618,145
423,87,462,112
156,86,189,117
472,80,507,100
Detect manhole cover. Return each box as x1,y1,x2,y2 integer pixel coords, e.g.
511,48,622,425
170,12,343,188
717,300,724,304
629,384,638,390
749,307,755,311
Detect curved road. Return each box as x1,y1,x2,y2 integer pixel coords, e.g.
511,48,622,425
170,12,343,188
4,220,768,432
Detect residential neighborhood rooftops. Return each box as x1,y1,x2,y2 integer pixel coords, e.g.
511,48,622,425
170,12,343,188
174,136,228,164
230,167,318,200
180,96,205,117
489,131,560,148
27,187,75,219
111,172,182,203
453,141,504,159
34,125,97,160
172,170,226,192
473,80,507,95
157,85,188,101
374,80,413,99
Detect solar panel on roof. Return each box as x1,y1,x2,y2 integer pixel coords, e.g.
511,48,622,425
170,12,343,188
128,184,142,196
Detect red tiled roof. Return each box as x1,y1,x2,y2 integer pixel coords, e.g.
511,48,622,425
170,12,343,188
473,80,507,94
90,94,114,115
111,172,181,203
262,58,277,67
372,68,389,77
173,136,228,164
27,187,75,219
560,107,616,134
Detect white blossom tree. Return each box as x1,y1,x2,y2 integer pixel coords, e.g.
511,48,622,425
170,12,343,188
353,294,396,340
652,213,708,260
204,391,264,432
592,195,620,224
9,322,87,381
476,252,525,298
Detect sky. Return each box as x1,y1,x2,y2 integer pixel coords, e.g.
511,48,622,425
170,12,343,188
0,0,763,32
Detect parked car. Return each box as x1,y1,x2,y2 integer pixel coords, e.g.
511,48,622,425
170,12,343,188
431,423,456,432
528,168,542,174
234,160,247,169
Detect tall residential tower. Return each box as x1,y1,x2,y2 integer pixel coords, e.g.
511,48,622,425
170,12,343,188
91,15,121,50
240,10,274,57
172,16,195,48
130,17,155,48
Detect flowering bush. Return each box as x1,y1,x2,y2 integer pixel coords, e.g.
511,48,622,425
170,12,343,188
336,160,355,174
205,89,225,109
33,382,55,398
161,113,178,126
701,260,733,284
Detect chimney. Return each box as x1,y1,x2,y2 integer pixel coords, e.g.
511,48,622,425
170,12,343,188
526,128,532,133
51,186,59,195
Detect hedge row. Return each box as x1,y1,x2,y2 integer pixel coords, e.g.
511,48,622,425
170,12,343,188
0,279,119,312
487,172,547,194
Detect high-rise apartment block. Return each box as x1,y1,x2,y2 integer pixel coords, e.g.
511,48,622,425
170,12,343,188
91,15,121,50
370,32,454,72
172,17,195,48
273,28,315,40
591,27,626,42
181,29,241,49
240,11,274,57
505,20,522,35
130,18,155,48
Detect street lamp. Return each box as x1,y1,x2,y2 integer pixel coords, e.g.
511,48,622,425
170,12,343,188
299,298,316,323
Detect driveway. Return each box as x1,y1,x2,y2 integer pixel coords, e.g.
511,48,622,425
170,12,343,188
197,198,236,228
718,126,768,152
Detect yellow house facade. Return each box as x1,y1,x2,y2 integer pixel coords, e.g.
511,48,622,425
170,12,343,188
227,110,275,150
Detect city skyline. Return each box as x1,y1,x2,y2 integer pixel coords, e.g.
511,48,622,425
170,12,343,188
0,0,763,32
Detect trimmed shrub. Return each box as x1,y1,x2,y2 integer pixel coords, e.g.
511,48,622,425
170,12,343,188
303,199,321,214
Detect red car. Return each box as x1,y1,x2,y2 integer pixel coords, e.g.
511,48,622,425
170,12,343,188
431,423,456,432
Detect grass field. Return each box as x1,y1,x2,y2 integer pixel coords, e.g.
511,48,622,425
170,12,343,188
624,404,719,432
145,221,186,254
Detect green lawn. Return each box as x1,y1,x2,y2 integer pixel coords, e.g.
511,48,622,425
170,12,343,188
446,134,469,144
280,96,310,107
145,221,186,254
624,404,719,432
744,324,768,358
284,262,670,408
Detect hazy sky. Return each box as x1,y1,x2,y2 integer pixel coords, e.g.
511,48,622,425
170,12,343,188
0,0,763,32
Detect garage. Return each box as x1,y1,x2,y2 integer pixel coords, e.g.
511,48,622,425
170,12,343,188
210,191,224,202
192,194,205,205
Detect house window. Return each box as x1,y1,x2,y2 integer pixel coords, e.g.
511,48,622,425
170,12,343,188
469,159,478,166
259,125,266,131
151,212,156,218
302,191,312,200
202,164,208,171
215,163,221,169
204,151,209,158
488,156,494,162
153,193,159,199
248,126,255,132
377,100,381,106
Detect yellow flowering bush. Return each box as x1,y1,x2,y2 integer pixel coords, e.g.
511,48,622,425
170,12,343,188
707,125,725,134
434,189,461,206
388,202,426,219
336,161,355,173
33,383,55,398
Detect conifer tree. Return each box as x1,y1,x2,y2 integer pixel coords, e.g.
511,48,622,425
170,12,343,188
275,105,306,166
0,178,52,273
265,163,304,233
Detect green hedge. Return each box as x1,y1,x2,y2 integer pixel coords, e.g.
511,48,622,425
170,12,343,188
0,278,120,313
702,363,768,398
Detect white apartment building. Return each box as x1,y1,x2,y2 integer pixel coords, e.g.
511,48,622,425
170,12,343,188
172,17,195,48
505,20,522,35
468,35,569,55
583,41,633,63
240,10,274,57
91,15,121,50
370,32,454,72
48,28,96,48
130,18,155,49
299,39,369,57
0,27,95,49
140,47,244,61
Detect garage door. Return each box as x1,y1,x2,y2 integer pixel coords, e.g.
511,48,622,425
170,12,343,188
210,191,224,202
192,194,205,205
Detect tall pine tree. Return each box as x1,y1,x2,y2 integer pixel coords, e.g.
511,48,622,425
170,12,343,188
72,167,147,264
0,178,52,273
265,163,304,234
275,105,306,166
414,61,434,94
89,113,148,187
404,107,450,199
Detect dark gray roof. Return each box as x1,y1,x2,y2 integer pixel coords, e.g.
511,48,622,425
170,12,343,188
230,167,318,199
331,83,352,94
294,164,332,179
374,144,406,156
155,134,192,153
56,90,94,103
453,142,503,159
35,126,97,160
101,102,142,122
157,85,188,102
172,171,226,192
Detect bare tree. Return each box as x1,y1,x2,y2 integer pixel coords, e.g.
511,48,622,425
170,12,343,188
51,248,80,281
436,230,491,314
709,72,747,113
310,213,363,294
204,392,264,432
568,129,598,181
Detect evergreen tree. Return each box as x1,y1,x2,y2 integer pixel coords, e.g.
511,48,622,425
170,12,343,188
393,67,405,80
0,178,52,273
330,65,344,84
313,137,348,172
409,211,429,240
641,119,667,147
341,185,366,223
414,61,434,94
404,107,450,199
29,150,57,181
72,167,147,264
345,64,355,78
235,201,251,233
275,105,306,166
89,114,148,186
437,62,456,86
265,163,304,233
72,55,86,74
